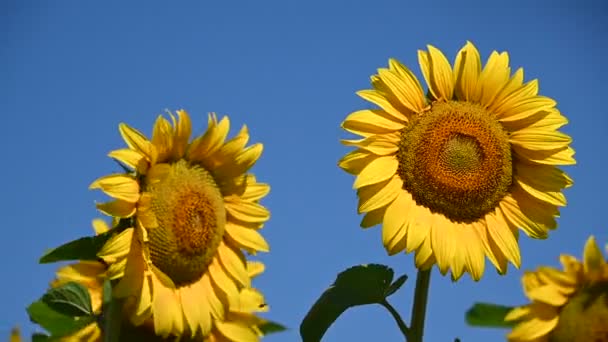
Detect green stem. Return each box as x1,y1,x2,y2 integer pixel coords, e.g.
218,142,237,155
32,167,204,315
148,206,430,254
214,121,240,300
381,300,410,340
409,269,431,342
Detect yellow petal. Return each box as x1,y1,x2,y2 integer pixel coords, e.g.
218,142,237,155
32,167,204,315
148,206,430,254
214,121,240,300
97,228,133,263
507,314,558,341
187,114,229,161
225,222,269,253
490,79,539,115
210,125,250,168
377,67,425,114
152,275,183,337
357,89,409,122
513,145,576,166
201,273,225,320
209,257,239,309
583,236,605,281
342,109,405,136
382,190,410,255
358,175,402,213
474,51,510,107
504,306,531,321
414,238,434,270
118,123,157,165
96,199,136,218
343,132,400,156
215,321,258,342
225,197,270,224
353,155,398,189
430,214,453,275
527,284,568,306
217,242,250,287
418,45,454,101
499,194,549,239
214,143,263,181
360,206,386,229
179,280,211,337
92,219,110,235
108,148,147,172
338,150,376,175
486,211,521,268
515,163,571,206
509,128,572,151
406,203,432,253
496,96,556,123
388,58,427,112
171,109,192,159
490,67,524,109
462,224,485,281
246,261,265,279
151,115,174,161
89,174,140,203
453,41,481,101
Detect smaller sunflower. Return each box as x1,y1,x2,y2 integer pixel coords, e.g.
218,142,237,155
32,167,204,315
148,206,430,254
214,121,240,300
50,219,112,342
506,236,608,342
91,110,271,340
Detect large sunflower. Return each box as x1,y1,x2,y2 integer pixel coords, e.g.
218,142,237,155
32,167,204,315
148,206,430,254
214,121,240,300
91,110,271,340
339,41,574,280
506,236,608,342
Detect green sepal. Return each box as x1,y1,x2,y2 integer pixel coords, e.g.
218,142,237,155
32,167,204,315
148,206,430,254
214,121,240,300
465,302,517,328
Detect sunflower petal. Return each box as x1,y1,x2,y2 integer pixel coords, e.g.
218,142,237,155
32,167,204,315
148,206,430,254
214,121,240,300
225,222,270,253
509,128,572,151
338,150,376,175
152,274,183,337
172,110,192,159
151,115,174,161
118,123,157,164
419,45,454,100
453,41,481,101
90,174,140,203
486,211,521,268
382,190,409,255
353,155,398,189
475,51,510,107
108,148,147,172
215,321,258,342
217,242,250,287
342,109,406,137
358,175,402,213
378,67,425,114
96,199,136,218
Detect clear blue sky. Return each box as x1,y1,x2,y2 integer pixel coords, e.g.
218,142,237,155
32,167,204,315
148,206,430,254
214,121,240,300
2,1,607,341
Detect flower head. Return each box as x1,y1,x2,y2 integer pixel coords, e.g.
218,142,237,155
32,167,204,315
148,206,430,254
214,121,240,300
91,110,270,340
506,236,608,342
339,42,574,280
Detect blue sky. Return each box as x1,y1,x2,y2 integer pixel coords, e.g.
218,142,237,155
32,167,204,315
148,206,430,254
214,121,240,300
2,1,607,341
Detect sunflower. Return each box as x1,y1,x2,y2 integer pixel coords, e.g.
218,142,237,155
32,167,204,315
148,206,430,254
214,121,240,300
506,236,608,342
50,219,112,342
91,110,271,340
339,41,574,280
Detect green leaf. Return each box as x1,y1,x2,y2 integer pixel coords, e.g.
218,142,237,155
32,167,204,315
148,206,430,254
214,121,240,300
300,264,407,342
465,302,517,328
259,320,288,335
31,333,51,342
42,282,93,317
39,230,114,264
27,301,95,337
385,274,408,297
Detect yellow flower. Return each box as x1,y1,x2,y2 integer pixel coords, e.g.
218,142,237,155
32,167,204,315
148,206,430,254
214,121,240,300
10,327,21,342
91,110,270,340
506,236,608,342
339,41,574,280
51,219,111,342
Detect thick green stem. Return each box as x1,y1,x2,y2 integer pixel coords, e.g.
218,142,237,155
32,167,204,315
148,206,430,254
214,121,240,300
409,269,431,342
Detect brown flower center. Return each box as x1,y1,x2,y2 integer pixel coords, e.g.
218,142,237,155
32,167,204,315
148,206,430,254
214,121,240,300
145,160,225,287
397,101,513,223
549,283,608,342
